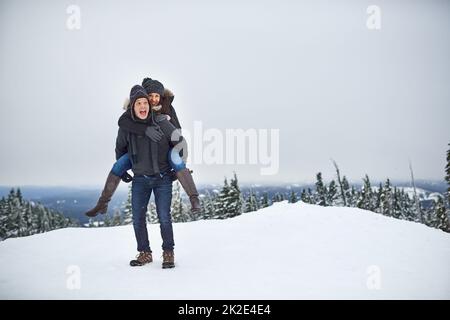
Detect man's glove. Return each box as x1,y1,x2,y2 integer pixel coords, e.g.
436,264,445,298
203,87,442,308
121,172,133,183
145,125,164,142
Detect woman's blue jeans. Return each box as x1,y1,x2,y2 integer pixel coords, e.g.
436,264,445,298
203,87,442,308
111,148,186,177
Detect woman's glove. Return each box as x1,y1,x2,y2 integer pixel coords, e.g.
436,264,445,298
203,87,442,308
145,125,164,142
121,172,133,183
154,114,170,123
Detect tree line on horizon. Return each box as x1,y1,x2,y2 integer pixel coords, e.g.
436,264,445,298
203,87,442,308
2,144,449,240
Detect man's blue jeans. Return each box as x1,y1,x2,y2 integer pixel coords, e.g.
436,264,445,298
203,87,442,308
131,173,174,252
111,149,185,177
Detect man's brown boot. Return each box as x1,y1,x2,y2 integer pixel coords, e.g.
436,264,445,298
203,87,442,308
162,250,175,269
130,251,153,267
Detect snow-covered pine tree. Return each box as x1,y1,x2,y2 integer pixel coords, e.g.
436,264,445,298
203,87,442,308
392,187,402,219
443,143,450,232
436,196,450,232
409,161,422,223
228,172,243,218
315,172,328,206
171,182,190,222
29,201,39,234
22,202,33,236
357,175,375,211
341,176,351,207
289,190,298,203
171,181,183,222
16,200,27,237
244,189,259,212
399,189,412,221
121,185,133,225
111,208,122,226
300,189,312,204
260,192,270,208
332,160,347,206
380,178,393,216
244,193,252,213
212,178,230,219
422,200,437,228
327,180,338,206
201,190,216,220
5,189,19,238
272,193,284,203
350,185,357,207
41,206,53,230
16,188,24,206
375,183,383,213
103,213,112,227
300,189,308,203
213,174,243,219
308,188,316,203
0,197,8,240
446,143,450,203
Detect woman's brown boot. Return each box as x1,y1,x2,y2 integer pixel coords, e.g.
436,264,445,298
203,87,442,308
175,168,201,213
85,172,121,217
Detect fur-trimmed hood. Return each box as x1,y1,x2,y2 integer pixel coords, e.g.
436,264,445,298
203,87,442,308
123,88,175,110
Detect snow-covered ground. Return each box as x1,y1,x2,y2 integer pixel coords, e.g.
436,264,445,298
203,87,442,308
0,201,449,299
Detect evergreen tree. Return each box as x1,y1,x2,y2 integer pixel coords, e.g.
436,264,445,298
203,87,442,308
375,183,383,213
212,174,243,219
289,190,298,203
111,208,122,226
39,204,52,232
260,192,270,208
392,187,402,219
380,178,393,216
436,196,450,232
300,188,314,204
22,202,33,236
315,172,327,206
357,175,375,211
16,188,24,206
6,189,20,237
272,193,284,203
341,176,351,207
171,182,190,222
446,143,450,203
121,185,133,225
103,213,112,227
300,189,309,203
399,189,412,221
423,201,437,228
327,180,338,206
228,172,243,218
332,160,347,206
0,198,8,240
201,191,216,220
350,186,357,207
244,189,259,212
213,178,231,219
15,200,26,237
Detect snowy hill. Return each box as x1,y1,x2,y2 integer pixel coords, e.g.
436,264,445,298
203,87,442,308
0,201,449,299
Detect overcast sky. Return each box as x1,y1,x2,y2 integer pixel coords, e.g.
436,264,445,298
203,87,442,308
0,0,449,187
